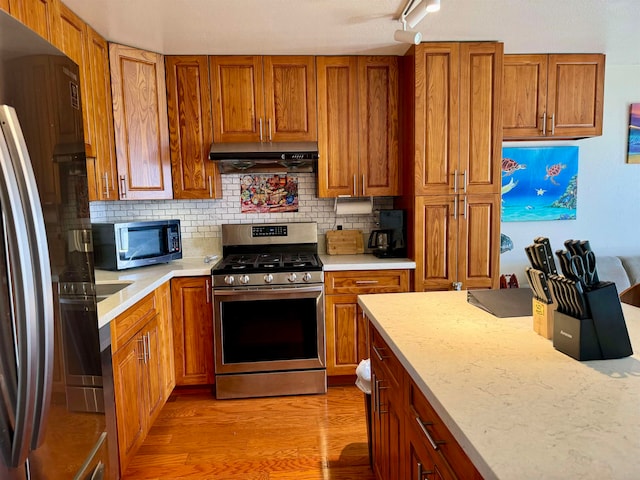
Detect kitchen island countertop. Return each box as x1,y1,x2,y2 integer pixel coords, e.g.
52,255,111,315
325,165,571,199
358,290,640,480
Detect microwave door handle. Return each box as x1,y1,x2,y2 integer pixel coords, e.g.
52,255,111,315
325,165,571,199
0,106,41,467
119,227,129,253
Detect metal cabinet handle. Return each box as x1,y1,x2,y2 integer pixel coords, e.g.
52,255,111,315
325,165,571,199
462,170,467,193
453,196,458,220
353,175,357,196
119,175,127,198
463,195,468,220
268,118,272,142
362,174,366,196
550,113,555,136
374,379,388,418
415,416,446,451
542,112,547,136
372,344,387,361
417,462,433,479
103,172,109,198
138,337,146,362
145,333,151,362
208,176,213,198
206,279,211,304
355,280,379,285
259,118,263,142
453,169,458,193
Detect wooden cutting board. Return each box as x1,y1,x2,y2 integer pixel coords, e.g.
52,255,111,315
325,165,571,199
326,230,364,255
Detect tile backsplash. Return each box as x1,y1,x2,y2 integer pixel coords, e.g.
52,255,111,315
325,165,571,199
89,173,393,256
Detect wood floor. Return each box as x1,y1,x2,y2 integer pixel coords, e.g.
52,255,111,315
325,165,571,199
122,385,376,480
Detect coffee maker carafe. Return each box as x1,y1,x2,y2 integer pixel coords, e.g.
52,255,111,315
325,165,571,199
369,209,407,258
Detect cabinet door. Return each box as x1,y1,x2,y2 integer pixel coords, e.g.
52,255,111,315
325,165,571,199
210,55,264,143
317,56,359,197
547,54,605,138
263,56,317,142
110,43,172,200
413,44,460,196
166,55,221,199
459,42,502,195
143,317,165,426
457,194,500,290
87,26,118,200
112,333,146,472
325,295,368,376
503,54,548,139
9,0,59,43
414,195,458,291
171,277,214,386
358,56,399,196
156,282,175,400
0,0,9,12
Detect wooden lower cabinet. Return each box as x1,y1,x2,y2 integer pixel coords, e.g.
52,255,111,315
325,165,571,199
324,270,409,376
369,321,482,480
171,276,214,385
111,284,174,475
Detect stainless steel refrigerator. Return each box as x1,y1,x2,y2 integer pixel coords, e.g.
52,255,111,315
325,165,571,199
1,11,110,480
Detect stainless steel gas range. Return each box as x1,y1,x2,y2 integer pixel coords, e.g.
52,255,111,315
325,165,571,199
211,222,326,399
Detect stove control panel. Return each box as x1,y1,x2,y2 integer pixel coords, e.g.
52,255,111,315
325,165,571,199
252,225,287,237
213,271,324,288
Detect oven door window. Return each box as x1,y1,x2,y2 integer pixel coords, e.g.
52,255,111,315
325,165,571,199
221,297,319,364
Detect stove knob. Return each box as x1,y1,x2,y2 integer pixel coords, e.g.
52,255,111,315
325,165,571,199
302,272,313,282
239,275,250,285
264,273,274,284
287,273,297,283
224,275,235,285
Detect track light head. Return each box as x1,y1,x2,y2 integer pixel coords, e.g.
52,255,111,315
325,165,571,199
394,29,422,45
426,0,441,12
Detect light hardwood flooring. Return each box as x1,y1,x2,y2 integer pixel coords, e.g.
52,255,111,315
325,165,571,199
122,385,375,480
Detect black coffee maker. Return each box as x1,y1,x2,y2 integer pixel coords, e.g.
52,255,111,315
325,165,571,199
368,209,407,258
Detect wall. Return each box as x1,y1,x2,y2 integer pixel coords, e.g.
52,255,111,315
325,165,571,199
89,173,392,257
500,65,640,283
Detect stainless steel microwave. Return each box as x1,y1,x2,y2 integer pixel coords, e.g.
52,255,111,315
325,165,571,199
92,219,182,270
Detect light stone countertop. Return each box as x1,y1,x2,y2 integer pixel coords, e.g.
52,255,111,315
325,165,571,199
319,253,416,271
95,254,414,329
358,290,640,480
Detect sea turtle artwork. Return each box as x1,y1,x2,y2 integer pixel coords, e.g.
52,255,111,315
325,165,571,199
502,157,526,176
544,163,566,186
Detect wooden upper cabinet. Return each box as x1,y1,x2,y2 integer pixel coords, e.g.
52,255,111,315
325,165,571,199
87,27,118,200
110,43,172,200
8,0,60,44
317,56,399,198
166,55,221,199
503,53,605,139
413,43,502,196
210,55,317,143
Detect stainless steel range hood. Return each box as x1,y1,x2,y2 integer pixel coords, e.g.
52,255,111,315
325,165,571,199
209,141,319,174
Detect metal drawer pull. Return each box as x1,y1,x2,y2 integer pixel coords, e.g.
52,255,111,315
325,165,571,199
453,169,458,193
372,344,387,361
138,337,146,362
375,379,388,417
551,113,556,136
415,417,445,451
462,169,467,193
119,175,127,198
542,112,547,135
355,280,379,285
208,176,213,198
259,118,263,142
417,462,433,479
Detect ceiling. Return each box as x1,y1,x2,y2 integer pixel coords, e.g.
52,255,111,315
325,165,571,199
63,0,640,65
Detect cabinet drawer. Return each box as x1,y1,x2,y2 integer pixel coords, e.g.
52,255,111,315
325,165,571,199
407,379,482,479
111,292,158,352
369,324,402,389
325,269,409,295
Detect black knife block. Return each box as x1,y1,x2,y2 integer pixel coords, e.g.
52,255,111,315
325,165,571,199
553,282,633,361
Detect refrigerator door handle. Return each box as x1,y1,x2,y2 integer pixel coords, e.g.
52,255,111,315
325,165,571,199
0,106,54,457
0,106,40,469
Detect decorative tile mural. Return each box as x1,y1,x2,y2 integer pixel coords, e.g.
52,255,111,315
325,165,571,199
501,146,578,222
240,174,299,213
628,103,640,164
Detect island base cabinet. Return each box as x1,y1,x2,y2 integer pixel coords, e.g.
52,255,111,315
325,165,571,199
406,423,454,480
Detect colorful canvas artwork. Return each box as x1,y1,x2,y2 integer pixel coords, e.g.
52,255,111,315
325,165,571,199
501,146,578,222
240,174,299,213
628,103,640,164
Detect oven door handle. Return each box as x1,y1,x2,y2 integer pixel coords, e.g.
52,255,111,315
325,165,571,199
213,285,324,296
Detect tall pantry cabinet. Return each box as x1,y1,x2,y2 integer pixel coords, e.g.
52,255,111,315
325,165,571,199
398,42,503,291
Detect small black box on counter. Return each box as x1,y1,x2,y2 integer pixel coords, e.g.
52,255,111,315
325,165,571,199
553,282,633,361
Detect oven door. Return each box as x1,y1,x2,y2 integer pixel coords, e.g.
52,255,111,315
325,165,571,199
213,285,325,374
